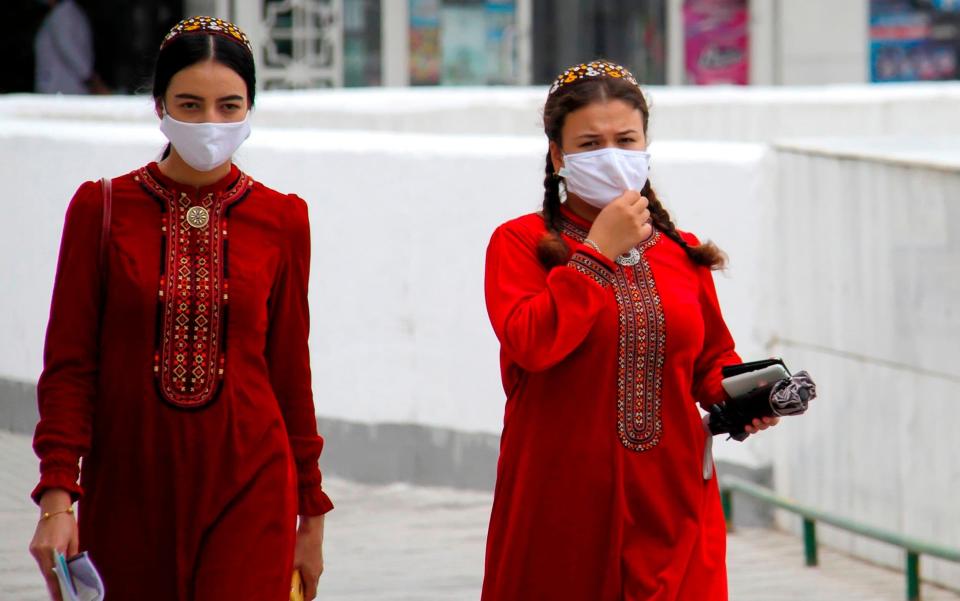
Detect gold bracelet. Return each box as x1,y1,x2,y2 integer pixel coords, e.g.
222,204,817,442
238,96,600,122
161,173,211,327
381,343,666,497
40,507,75,521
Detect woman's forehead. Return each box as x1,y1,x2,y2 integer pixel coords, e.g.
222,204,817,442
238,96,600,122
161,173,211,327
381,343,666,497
167,61,247,96
565,100,644,129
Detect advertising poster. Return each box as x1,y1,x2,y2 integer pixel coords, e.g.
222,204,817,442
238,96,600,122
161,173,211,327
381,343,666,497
682,0,749,85
441,4,487,85
485,0,517,85
870,0,958,81
410,0,441,85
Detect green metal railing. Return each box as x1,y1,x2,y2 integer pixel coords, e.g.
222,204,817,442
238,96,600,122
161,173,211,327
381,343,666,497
721,476,960,601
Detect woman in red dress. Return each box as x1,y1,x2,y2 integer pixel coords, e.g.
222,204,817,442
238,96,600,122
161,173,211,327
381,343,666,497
481,61,777,600
28,17,332,601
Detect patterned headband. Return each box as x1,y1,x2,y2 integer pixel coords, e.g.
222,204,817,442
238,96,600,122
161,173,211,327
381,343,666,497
161,16,253,54
548,61,641,95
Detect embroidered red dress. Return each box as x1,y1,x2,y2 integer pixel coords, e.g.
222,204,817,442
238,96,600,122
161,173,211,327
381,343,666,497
32,163,333,601
481,206,738,601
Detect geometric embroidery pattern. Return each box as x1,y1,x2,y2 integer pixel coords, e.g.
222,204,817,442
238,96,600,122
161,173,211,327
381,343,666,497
568,250,614,288
136,167,252,409
559,214,665,452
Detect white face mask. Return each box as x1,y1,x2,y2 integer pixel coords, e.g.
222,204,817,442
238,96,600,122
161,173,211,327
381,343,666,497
159,112,251,172
557,147,650,209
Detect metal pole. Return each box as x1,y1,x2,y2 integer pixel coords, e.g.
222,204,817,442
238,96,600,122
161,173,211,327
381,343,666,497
803,518,818,567
721,489,733,532
906,552,920,601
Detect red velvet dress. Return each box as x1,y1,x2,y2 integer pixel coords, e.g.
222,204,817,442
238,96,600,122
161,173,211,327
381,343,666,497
32,163,333,601
482,206,738,601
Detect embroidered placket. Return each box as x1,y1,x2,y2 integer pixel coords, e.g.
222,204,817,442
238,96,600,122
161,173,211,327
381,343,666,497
559,216,665,452
137,167,252,409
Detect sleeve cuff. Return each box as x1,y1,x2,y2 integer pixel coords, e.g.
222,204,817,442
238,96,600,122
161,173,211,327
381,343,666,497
298,484,334,516
32,469,83,505
566,246,615,288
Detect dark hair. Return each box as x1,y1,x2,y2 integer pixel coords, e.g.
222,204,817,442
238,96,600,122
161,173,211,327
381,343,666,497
538,69,727,271
152,33,257,159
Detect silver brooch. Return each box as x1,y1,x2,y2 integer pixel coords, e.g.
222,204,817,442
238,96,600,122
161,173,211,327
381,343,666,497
616,248,641,266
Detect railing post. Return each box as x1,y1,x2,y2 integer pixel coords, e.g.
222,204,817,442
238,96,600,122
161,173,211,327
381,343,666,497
906,552,920,601
721,488,733,532
803,518,818,567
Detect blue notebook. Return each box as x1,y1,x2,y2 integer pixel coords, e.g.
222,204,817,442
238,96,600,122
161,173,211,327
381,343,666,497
52,550,105,601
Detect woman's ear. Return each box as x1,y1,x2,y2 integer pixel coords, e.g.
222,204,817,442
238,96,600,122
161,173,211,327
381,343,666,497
549,140,564,174
154,98,164,120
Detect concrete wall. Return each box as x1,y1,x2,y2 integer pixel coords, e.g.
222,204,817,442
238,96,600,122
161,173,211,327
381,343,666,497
4,82,960,141
763,140,960,589
0,118,770,443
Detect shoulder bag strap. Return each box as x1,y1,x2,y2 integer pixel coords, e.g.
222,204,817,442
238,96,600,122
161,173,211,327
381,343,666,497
99,177,112,287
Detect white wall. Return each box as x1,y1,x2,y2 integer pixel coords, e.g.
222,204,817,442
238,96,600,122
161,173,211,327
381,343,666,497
763,140,960,589
0,119,769,445
5,82,960,141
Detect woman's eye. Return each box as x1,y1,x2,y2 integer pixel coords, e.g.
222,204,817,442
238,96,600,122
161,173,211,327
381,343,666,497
619,137,636,144
580,140,599,148
181,102,199,110
222,104,241,111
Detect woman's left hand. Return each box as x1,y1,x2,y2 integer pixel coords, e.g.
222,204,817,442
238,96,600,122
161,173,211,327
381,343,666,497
743,416,779,435
293,514,325,600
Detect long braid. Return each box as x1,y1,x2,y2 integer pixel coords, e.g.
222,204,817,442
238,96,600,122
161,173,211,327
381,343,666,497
644,182,727,270
537,151,572,268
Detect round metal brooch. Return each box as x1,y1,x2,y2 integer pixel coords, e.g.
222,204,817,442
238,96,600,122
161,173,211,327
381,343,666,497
186,206,210,229
615,247,641,266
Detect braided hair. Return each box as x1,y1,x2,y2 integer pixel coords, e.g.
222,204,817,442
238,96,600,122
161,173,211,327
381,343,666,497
538,67,726,271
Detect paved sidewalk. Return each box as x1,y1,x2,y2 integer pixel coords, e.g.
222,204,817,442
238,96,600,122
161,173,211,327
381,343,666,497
2,431,958,600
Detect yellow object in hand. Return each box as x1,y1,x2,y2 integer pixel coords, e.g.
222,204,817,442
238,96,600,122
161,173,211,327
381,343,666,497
290,569,305,601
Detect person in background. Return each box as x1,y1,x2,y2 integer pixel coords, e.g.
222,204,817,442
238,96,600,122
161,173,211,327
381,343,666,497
481,60,778,600
34,0,107,94
28,16,331,601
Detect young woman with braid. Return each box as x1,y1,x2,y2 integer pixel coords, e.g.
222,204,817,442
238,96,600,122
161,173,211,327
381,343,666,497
482,61,778,600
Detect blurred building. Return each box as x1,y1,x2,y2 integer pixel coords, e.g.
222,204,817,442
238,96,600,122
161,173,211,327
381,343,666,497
136,0,960,88
2,0,959,94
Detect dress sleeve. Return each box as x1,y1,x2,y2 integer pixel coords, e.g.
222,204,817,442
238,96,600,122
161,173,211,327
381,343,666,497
31,181,102,504
265,195,333,516
484,223,616,373
688,233,742,408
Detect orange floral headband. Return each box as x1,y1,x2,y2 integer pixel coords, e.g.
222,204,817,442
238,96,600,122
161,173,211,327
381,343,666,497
549,61,641,95
161,16,252,54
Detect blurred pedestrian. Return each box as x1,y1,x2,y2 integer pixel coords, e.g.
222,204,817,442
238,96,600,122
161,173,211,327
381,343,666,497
481,60,777,601
28,16,332,601
34,0,107,94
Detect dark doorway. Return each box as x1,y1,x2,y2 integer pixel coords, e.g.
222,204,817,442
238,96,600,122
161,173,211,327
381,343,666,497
532,0,667,86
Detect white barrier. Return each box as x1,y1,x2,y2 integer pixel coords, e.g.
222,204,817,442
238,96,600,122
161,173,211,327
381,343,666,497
0,119,769,444
3,82,960,141
764,139,960,589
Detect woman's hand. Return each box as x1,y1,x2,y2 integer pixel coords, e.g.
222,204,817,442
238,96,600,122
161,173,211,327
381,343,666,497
29,489,78,601
586,190,653,260
294,514,325,600
744,416,780,435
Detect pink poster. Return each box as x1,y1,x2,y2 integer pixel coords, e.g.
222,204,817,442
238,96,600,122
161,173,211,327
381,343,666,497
683,0,749,85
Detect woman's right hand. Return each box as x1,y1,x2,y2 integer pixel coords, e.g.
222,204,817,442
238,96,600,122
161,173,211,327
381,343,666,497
586,190,653,260
29,489,78,601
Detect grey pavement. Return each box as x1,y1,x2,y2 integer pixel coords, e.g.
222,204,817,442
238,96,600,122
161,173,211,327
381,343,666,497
2,430,958,601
